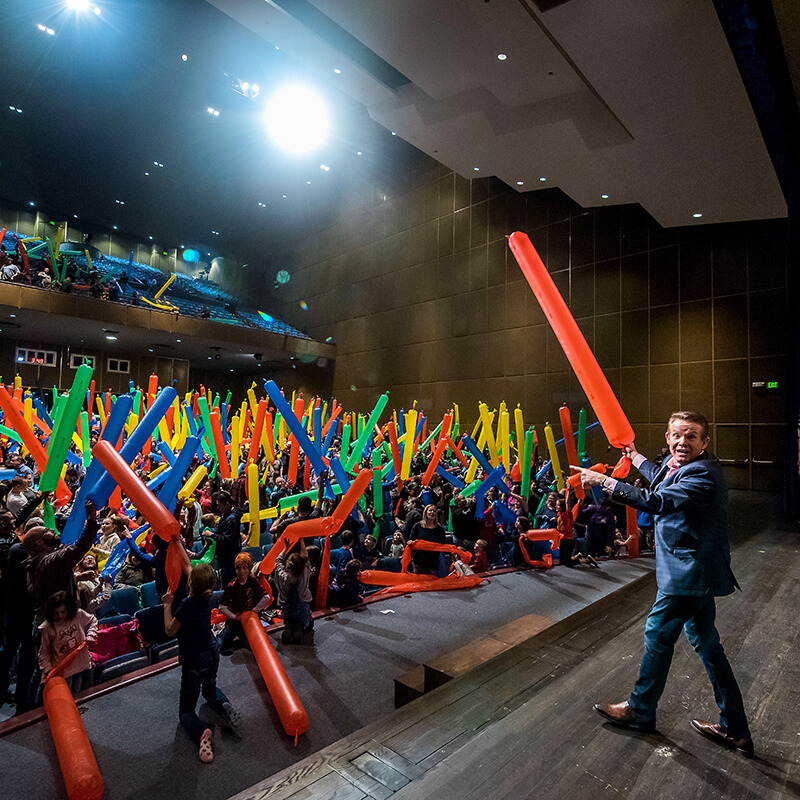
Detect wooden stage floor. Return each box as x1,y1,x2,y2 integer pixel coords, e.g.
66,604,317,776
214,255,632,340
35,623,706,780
230,495,799,800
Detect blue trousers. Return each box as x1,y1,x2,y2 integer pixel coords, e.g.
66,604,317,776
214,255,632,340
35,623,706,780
179,648,228,744
629,591,750,737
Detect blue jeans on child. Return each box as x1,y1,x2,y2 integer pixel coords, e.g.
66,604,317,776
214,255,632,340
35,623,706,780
629,591,750,737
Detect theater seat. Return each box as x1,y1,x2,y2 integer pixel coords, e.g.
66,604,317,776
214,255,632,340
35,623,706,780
94,652,150,684
139,581,160,608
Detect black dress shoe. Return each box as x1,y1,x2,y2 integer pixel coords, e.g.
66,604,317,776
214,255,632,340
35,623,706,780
691,719,754,758
594,701,655,732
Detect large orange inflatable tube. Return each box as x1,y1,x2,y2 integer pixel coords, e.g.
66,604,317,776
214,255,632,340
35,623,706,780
517,537,554,569
521,528,561,551
43,675,104,800
508,232,635,448
240,610,309,742
360,570,438,586
93,439,183,589
400,540,473,573
375,574,487,596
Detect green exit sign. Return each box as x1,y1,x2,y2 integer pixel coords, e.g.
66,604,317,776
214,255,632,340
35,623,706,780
767,381,779,389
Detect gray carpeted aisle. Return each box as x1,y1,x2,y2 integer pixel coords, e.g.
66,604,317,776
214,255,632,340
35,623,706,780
0,554,654,800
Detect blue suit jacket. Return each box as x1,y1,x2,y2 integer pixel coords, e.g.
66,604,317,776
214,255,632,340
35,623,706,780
612,453,738,597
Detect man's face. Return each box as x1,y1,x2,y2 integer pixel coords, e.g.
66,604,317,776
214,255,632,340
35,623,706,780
665,420,709,466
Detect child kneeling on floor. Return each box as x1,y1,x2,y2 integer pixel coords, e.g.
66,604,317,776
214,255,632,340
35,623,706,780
163,563,240,763
274,537,314,644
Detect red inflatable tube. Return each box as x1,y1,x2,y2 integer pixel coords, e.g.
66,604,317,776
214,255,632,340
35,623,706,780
420,413,453,485
208,409,230,479
44,675,105,800
315,534,331,610
248,399,267,465
626,504,639,558
387,420,403,484
0,385,71,506
360,570,439,586
259,470,374,578
375,574,488,596
517,537,554,569
559,405,584,500
508,232,635,448
400,540,473,573
240,610,309,743
287,398,304,486
92,440,180,542
567,462,608,489
521,528,561,551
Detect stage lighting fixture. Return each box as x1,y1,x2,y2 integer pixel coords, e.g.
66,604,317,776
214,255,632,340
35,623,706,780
265,86,328,153
68,0,90,10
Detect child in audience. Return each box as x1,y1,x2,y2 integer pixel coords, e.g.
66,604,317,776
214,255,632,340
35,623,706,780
274,538,314,644
327,559,363,608
218,552,270,654
38,590,98,697
388,531,405,558
472,539,489,573
163,563,239,764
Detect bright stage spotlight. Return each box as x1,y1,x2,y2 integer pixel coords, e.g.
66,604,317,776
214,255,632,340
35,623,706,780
264,86,328,153
68,0,90,10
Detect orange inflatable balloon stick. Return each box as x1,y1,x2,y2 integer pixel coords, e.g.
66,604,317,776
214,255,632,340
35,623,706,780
240,610,309,743
259,469,374,577
92,440,180,545
558,405,584,500
43,675,105,800
0,384,71,506
508,232,635,449
375,574,487,596
360,570,439,586
567,462,608,489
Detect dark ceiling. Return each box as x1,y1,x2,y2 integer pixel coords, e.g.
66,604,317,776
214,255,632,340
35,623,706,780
0,0,430,269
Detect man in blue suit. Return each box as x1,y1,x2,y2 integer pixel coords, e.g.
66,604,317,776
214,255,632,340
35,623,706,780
571,411,753,756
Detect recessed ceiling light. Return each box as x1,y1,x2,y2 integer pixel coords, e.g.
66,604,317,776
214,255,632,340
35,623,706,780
113,225,118,230
29,201,35,206
356,151,362,156
391,131,396,136
516,181,524,186
333,68,341,74
306,180,311,185
144,172,149,176
497,53,508,61
539,177,546,182
693,212,703,218
320,164,330,171
9,314,15,318
148,236,153,240
176,339,181,343
473,167,480,171
282,194,287,198
181,54,188,61
601,194,610,199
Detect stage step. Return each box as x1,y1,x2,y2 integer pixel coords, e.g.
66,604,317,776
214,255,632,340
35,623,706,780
393,666,425,708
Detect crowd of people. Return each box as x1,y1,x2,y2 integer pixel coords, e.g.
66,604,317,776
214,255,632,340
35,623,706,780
0,402,658,760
